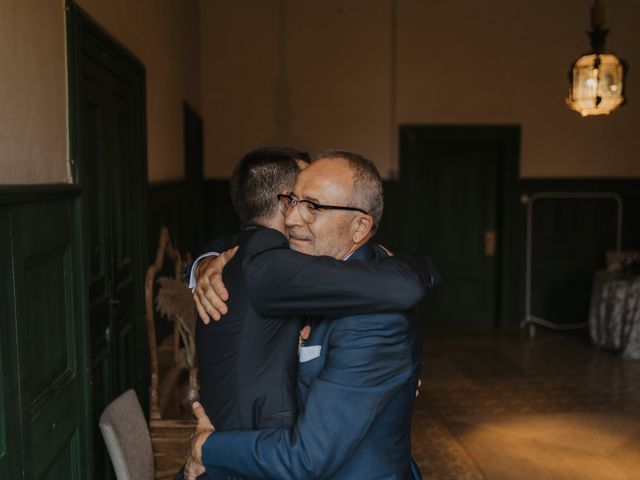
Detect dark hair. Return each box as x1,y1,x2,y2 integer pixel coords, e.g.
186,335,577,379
230,147,309,224
313,149,384,232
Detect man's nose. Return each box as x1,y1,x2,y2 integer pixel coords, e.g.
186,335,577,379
284,205,303,227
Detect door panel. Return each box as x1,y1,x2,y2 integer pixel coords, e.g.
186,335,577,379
82,77,110,309
38,432,81,480
68,4,148,478
23,250,75,409
116,320,137,392
90,339,112,480
11,200,86,479
400,130,502,330
29,391,81,479
80,67,118,479
0,340,6,477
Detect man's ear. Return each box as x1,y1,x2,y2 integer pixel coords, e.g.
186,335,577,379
351,214,373,243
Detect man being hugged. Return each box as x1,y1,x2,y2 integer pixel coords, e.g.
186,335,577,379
186,150,436,480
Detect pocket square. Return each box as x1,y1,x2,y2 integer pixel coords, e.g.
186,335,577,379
299,345,322,363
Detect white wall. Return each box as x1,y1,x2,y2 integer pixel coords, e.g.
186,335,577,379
200,0,640,179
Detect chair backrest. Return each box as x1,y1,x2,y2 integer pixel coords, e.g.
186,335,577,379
145,227,184,419
99,389,155,480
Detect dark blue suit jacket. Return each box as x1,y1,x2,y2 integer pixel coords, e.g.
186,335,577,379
196,227,431,434
200,242,427,479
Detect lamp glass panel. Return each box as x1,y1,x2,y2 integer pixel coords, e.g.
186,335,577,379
568,53,624,116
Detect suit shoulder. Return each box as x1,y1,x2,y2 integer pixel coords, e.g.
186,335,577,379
240,227,289,254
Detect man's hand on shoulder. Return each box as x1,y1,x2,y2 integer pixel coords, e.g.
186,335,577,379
184,402,216,480
193,246,237,324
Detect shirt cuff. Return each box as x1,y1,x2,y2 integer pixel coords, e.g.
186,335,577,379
189,252,220,291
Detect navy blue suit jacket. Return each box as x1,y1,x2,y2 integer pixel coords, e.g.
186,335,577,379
200,242,427,479
196,227,431,434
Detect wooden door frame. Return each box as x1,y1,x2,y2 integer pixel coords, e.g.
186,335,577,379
66,1,149,476
399,125,521,327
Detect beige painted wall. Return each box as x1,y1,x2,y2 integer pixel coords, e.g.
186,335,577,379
2,1,637,184
397,0,640,178
200,0,640,179
0,0,200,185
200,0,394,178
0,0,70,184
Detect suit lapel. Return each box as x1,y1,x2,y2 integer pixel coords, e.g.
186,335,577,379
345,242,375,262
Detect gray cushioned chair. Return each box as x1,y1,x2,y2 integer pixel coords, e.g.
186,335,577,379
99,389,155,480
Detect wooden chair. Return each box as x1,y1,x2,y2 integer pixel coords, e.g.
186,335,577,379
144,227,197,478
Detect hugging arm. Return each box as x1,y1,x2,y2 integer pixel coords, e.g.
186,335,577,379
184,234,238,287
243,229,439,318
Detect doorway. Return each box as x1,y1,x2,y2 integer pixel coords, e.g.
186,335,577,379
67,3,148,478
397,126,519,330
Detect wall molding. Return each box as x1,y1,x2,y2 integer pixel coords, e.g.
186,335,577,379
0,184,81,205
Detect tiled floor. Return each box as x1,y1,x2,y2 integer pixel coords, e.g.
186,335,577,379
412,329,640,479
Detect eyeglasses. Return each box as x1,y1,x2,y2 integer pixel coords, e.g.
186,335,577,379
277,193,369,224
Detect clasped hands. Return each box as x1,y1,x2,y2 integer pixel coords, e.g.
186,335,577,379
184,402,215,479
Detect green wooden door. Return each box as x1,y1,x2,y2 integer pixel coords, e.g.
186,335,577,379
400,128,503,330
67,3,148,478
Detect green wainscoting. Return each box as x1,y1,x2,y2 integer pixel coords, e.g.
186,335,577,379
1,176,636,478
0,185,91,479
0,207,20,480
148,180,239,261
203,180,240,250
520,179,640,327
187,176,638,332
148,181,206,261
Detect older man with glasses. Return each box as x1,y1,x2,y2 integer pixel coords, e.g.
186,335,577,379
184,150,438,480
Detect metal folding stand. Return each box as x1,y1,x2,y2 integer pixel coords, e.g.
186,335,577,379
521,192,623,338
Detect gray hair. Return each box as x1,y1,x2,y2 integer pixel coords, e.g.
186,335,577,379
313,149,384,232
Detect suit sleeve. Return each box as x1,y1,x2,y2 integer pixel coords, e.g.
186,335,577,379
243,229,439,318
200,313,419,479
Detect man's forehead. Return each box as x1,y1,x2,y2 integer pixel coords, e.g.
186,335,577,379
292,160,353,201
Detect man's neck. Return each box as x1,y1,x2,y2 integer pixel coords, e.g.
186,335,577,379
254,216,286,236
